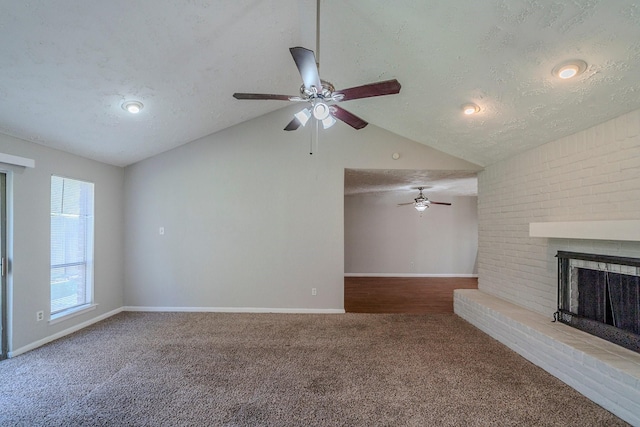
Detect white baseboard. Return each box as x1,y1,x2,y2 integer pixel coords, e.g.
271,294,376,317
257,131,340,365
344,273,478,278
8,307,123,358
123,306,345,314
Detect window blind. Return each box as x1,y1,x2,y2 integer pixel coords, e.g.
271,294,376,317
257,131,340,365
50,176,94,314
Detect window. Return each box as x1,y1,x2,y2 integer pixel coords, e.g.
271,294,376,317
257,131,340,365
50,176,94,317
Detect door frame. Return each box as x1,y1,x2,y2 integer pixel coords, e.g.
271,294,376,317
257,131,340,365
0,172,8,360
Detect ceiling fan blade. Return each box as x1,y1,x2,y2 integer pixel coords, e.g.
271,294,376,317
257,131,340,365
284,117,302,131
397,203,415,206
290,47,322,91
430,201,452,206
233,93,295,101
335,79,401,102
330,105,368,130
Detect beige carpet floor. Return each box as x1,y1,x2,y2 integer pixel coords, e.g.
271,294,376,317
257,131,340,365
0,312,629,426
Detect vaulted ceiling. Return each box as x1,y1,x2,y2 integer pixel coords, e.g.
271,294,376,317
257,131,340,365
2,1,640,168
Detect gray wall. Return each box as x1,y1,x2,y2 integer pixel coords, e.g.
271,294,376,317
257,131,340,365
0,133,124,351
124,106,482,310
345,192,478,275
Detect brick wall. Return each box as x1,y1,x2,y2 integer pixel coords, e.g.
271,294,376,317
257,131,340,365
478,108,640,316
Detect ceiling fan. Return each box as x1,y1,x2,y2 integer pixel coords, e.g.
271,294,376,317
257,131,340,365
398,187,452,212
233,47,400,131
233,0,400,132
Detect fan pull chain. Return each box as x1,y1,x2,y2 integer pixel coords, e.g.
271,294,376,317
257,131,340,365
315,118,319,154
309,118,319,155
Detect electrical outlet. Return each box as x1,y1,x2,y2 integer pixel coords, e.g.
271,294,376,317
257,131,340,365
159,227,165,235
311,288,317,296
36,311,44,322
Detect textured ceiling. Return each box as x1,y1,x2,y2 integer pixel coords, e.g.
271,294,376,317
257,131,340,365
1,1,640,168
344,169,478,197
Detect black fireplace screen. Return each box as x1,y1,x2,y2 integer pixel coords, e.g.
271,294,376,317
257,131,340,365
557,251,640,353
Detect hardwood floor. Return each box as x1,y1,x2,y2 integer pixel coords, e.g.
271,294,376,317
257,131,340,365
344,276,478,314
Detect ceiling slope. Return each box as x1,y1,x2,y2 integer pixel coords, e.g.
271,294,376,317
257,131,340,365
1,1,640,167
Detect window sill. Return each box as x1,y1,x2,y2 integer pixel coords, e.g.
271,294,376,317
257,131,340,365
49,304,97,325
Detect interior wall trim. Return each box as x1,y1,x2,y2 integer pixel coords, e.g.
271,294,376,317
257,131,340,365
123,306,345,314
344,273,478,278
8,307,123,358
0,152,35,168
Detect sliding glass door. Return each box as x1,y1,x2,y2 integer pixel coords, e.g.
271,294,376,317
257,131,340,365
0,173,6,360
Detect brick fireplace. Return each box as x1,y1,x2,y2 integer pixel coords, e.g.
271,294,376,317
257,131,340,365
473,108,640,425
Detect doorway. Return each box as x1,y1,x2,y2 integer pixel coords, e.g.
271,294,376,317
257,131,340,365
343,168,479,313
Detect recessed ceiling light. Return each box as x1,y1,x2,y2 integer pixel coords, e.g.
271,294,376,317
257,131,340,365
552,60,587,79
462,103,480,115
122,101,144,114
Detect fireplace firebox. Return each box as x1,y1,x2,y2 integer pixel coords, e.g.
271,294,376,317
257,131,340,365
556,251,640,353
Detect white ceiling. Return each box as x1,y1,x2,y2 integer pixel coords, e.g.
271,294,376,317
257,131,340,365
2,1,640,168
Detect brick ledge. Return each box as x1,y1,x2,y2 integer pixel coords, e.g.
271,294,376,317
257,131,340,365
454,289,640,426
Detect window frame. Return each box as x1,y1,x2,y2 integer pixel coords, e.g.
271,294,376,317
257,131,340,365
50,175,95,321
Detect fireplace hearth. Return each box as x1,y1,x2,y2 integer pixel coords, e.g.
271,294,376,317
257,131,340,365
556,251,640,353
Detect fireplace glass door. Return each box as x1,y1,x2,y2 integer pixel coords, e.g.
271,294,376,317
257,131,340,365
557,251,640,353
575,268,640,335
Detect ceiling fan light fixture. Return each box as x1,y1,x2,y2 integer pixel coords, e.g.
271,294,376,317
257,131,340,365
552,60,587,79
414,202,429,212
312,102,330,120
398,187,451,210
294,108,311,126
322,115,336,129
232,45,401,132
462,103,480,115
122,100,143,114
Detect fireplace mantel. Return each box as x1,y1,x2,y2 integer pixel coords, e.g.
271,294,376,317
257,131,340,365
529,220,640,241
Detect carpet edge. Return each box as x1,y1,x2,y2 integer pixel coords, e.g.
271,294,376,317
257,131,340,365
9,307,124,358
